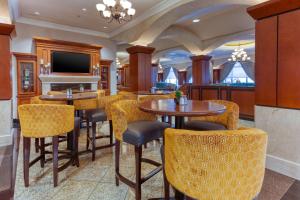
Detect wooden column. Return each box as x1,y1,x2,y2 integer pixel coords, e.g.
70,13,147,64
157,72,163,82
0,24,15,100
213,69,221,84
123,64,130,87
126,46,155,91
191,55,212,85
178,71,187,85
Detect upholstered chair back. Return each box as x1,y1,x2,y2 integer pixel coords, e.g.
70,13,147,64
164,127,267,200
97,90,106,98
117,91,138,100
138,94,174,103
111,100,156,141
97,95,125,120
73,98,98,111
30,96,66,105
189,100,239,130
18,104,75,138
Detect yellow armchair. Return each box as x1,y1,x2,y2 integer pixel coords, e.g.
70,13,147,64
188,100,239,130
111,100,156,141
164,127,268,200
30,96,66,105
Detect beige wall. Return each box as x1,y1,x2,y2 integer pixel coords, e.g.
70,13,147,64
255,106,300,180
11,22,117,118
0,0,11,23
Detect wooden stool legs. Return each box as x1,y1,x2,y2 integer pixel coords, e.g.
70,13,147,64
135,146,142,200
92,122,97,161
52,136,59,187
23,137,31,187
109,120,113,145
115,140,120,187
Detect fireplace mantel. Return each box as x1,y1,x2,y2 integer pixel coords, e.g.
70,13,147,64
39,75,100,94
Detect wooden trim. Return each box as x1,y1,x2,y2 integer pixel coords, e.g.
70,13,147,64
100,59,113,65
247,0,300,20
191,55,212,61
13,52,37,60
34,37,102,50
126,45,155,54
0,23,15,35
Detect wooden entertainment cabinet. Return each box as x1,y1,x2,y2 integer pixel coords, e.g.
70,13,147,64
15,37,112,105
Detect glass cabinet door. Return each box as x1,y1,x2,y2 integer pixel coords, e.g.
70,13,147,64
20,62,35,94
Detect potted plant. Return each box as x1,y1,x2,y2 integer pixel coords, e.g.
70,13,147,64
174,90,182,104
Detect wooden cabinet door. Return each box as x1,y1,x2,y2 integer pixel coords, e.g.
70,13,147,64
255,16,278,106
278,9,300,109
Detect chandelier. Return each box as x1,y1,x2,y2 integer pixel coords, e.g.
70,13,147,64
228,45,251,62
96,0,136,24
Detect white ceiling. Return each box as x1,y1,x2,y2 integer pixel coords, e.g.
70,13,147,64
19,0,163,33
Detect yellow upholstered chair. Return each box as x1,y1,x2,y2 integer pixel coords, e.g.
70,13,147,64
96,89,106,98
30,95,66,105
111,100,170,200
30,96,66,153
18,104,79,187
47,91,64,95
185,100,239,130
118,91,138,100
164,127,268,200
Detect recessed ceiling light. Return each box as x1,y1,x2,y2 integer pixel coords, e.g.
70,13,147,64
193,19,200,23
103,26,108,29
82,8,87,12
34,11,40,16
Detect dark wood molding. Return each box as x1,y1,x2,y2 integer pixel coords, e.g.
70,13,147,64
191,55,212,61
247,0,300,20
13,52,37,60
0,23,15,35
100,59,113,65
33,37,102,50
126,45,155,54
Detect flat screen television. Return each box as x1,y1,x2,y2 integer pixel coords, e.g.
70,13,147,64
51,51,91,73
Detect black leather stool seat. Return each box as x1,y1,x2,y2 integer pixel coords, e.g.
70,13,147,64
86,109,107,122
123,121,170,146
184,121,227,131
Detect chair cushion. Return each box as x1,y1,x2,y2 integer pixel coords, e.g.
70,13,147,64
184,121,227,131
123,121,170,146
86,109,107,122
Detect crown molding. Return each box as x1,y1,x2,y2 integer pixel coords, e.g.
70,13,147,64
110,0,183,37
16,17,109,38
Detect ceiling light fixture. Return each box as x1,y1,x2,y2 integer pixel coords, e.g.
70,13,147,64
34,11,40,15
82,8,87,12
193,19,200,23
96,0,136,24
228,44,251,62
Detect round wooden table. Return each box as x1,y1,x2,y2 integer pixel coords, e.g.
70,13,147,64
135,91,172,95
138,99,226,129
40,92,98,105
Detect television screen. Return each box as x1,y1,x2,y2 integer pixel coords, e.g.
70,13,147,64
51,51,91,73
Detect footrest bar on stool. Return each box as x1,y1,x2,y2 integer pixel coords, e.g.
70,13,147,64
141,165,162,184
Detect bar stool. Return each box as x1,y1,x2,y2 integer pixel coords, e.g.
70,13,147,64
164,127,267,200
111,100,170,200
30,96,67,153
18,104,80,187
184,100,239,131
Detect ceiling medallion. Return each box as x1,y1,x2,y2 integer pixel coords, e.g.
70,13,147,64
228,45,251,62
96,0,136,24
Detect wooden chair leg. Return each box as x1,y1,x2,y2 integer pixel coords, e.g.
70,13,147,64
35,138,39,153
135,146,142,200
92,122,96,161
109,120,113,145
23,137,31,187
40,138,45,168
52,136,59,187
86,118,90,151
163,169,170,200
174,188,185,200
115,140,120,186
73,119,80,167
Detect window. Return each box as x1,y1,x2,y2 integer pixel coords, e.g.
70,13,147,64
223,62,254,84
165,68,178,85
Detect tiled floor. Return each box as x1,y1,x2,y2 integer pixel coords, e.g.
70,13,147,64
15,121,298,200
